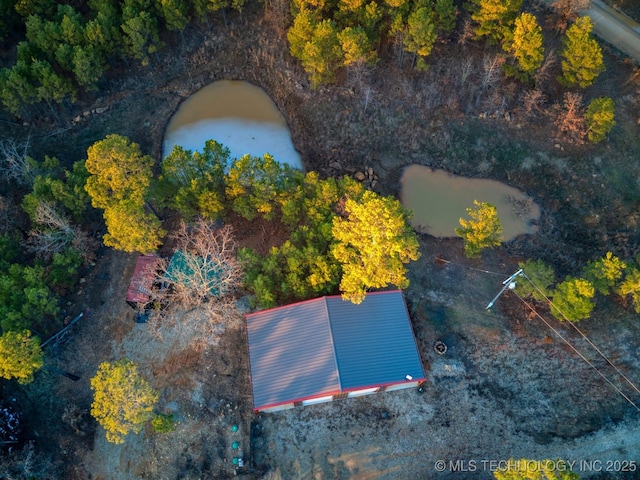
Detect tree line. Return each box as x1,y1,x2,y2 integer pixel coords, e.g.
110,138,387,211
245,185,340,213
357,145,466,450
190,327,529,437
454,199,640,322
0,0,246,117
285,0,616,142
0,0,617,142
516,252,640,322
87,135,420,306
287,0,605,88
0,143,94,387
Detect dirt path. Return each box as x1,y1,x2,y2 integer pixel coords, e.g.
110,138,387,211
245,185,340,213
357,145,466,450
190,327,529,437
588,0,640,62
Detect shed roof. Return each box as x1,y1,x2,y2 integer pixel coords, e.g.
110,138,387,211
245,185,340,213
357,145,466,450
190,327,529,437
246,290,425,411
164,250,223,295
126,254,160,305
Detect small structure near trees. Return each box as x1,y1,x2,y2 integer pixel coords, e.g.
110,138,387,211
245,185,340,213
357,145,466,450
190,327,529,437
128,219,243,349
155,220,242,311
126,254,161,309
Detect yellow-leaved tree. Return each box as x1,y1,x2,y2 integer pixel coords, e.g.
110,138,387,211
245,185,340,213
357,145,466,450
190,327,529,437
85,134,165,253
102,201,165,253
494,458,580,479
85,134,153,209
0,330,44,384
456,200,503,258
331,190,421,304
90,359,159,444
559,16,604,88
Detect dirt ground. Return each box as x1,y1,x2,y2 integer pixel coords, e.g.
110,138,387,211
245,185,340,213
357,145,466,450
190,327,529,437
5,2,640,479
43,238,640,480
252,242,640,480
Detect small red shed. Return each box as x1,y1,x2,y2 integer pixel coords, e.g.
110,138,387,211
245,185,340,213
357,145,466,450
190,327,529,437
126,254,160,308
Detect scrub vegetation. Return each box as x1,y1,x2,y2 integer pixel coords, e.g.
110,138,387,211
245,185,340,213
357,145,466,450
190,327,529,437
0,0,639,477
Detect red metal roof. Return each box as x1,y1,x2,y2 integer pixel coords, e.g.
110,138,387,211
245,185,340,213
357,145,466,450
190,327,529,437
246,290,426,411
126,254,160,305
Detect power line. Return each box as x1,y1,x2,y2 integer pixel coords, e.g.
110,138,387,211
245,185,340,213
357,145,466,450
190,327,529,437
519,271,640,397
486,269,522,309
438,256,640,409
435,257,508,277
511,290,640,412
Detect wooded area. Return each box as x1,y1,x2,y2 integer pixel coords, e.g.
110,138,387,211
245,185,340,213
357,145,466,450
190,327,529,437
0,0,639,475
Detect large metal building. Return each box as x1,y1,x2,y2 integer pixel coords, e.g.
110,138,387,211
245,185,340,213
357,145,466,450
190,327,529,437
246,290,425,412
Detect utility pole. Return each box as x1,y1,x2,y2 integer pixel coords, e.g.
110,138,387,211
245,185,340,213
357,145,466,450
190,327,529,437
486,269,523,309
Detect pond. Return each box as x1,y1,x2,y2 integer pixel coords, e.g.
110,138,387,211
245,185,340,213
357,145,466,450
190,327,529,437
400,165,541,241
163,80,303,169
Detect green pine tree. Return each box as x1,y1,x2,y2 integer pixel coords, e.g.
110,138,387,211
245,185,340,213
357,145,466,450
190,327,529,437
466,0,523,44
505,12,543,81
585,97,615,143
559,16,604,88
403,5,437,71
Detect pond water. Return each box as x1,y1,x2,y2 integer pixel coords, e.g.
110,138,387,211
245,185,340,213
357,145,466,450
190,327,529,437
400,165,541,241
163,80,303,169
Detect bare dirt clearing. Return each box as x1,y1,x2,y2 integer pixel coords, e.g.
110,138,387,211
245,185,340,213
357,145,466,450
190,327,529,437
51,250,256,479
253,240,640,480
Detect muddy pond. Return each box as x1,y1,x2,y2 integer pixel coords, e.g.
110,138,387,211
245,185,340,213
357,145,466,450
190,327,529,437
163,80,303,169
400,165,540,241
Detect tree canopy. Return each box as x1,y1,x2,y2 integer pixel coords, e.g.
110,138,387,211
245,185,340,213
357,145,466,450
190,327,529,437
101,201,165,253
504,12,544,81
226,153,303,221
466,0,523,44
331,190,420,303
288,13,343,87
287,0,458,85
559,16,604,88
240,172,364,308
0,330,44,384
550,276,595,322
583,251,625,295
617,266,640,313
85,135,164,253
403,6,438,71
585,97,615,144
158,140,230,221
90,359,159,444
85,134,154,209
0,263,60,332
455,200,503,258
0,0,245,114
515,259,555,302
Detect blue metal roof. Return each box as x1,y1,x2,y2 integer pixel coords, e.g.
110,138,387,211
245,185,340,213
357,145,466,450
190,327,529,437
326,292,425,390
246,291,425,410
